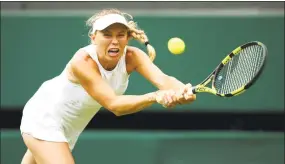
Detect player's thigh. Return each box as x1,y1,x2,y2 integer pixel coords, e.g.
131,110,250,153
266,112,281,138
22,133,75,164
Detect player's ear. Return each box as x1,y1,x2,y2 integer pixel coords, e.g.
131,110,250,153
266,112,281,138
90,33,96,40
90,32,98,44
127,31,133,41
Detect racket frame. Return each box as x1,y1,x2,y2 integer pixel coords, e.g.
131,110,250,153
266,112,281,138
192,41,267,97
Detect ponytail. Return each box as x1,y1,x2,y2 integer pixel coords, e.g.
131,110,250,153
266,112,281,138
128,21,156,62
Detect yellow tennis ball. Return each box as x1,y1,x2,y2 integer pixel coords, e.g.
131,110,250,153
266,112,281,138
168,37,185,55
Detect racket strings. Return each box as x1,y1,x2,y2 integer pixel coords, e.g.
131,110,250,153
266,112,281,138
223,45,262,92
215,45,265,94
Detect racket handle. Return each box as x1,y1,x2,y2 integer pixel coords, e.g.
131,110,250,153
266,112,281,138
191,86,197,94
183,86,196,100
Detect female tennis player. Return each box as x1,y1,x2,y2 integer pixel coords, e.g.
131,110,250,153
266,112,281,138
20,9,196,164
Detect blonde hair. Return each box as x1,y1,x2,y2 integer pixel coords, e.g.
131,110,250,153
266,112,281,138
86,8,156,62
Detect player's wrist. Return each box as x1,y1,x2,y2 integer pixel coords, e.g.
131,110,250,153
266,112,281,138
145,92,157,103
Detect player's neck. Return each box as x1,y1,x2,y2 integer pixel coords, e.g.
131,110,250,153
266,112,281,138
97,55,119,71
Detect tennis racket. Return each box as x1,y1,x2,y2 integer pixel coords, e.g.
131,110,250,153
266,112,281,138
190,41,267,97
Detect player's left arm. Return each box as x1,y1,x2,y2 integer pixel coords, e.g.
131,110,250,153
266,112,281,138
127,46,195,102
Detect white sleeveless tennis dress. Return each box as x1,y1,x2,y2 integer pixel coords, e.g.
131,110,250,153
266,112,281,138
20,44,130,150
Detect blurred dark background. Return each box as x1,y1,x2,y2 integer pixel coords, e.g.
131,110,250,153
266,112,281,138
1,2,284,164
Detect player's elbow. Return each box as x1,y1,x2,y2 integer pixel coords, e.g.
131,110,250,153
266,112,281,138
109,109,124,117
105,103,124,117
107,105,134,117
113,111,124,117
104,97,137,117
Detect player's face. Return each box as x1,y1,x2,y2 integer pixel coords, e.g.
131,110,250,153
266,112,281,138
93,23,129,61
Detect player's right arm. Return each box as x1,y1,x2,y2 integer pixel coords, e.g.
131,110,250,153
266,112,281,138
69,49,170,116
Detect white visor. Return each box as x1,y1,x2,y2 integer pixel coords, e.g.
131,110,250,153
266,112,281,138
91,14,129,34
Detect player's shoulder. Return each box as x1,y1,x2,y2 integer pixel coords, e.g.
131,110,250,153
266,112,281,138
125,45,150,69
69,46,95,69
126,46,138,54
74,44,97,59
72,48,89,62
126,46,146,58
